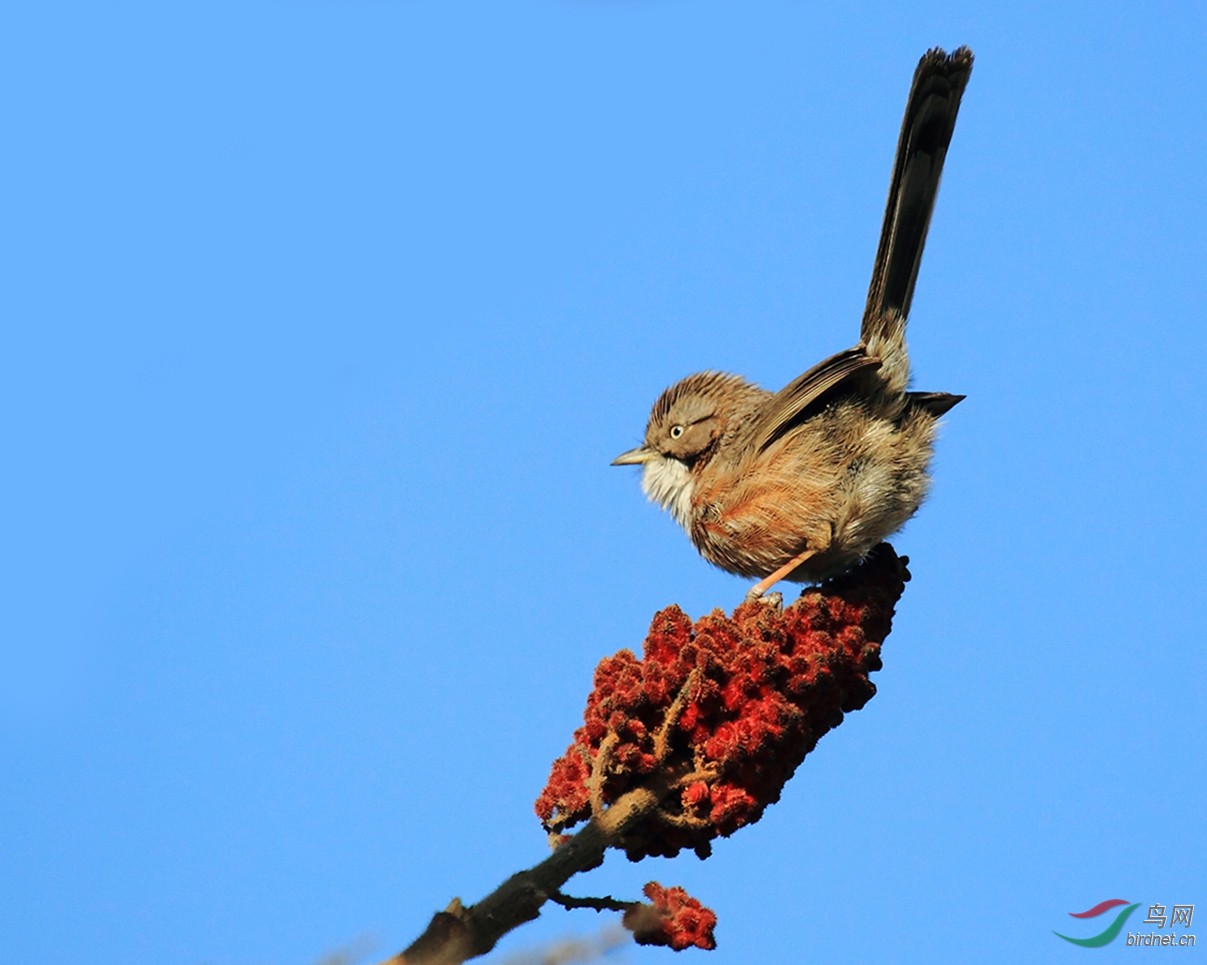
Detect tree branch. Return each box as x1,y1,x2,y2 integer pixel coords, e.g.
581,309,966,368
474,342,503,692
381,774,677,965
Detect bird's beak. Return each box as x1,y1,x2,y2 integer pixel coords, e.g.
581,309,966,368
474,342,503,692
611,445,653,466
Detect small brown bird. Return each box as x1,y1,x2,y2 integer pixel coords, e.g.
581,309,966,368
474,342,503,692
613,47,973,599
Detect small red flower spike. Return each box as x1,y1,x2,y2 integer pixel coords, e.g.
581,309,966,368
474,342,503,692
624,882,718,951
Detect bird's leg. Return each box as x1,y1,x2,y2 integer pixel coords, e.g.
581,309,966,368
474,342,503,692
745,547,818,601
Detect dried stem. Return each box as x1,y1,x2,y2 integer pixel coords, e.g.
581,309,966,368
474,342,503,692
653,668,701,762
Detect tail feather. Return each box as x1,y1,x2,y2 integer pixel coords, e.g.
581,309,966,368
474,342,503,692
861,47,973,347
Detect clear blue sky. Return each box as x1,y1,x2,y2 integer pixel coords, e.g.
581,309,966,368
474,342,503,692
4,2,1205,963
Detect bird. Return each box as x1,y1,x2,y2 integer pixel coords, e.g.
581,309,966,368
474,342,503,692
612,46,973,600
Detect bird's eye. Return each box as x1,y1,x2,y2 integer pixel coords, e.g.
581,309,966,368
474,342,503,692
669,425,684,439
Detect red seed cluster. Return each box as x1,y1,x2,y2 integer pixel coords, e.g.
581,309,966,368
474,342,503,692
535,545,908,860
624,882,718,951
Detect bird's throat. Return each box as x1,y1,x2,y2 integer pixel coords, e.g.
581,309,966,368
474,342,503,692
640,455,695,531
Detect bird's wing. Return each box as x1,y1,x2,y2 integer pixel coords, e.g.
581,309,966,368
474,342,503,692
749,348,882,453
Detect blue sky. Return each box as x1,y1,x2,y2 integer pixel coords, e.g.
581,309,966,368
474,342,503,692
4,2,1205,963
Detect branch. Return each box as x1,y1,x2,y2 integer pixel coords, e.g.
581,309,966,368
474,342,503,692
381,776,674,965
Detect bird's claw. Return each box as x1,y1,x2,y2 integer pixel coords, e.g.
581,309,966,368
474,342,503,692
744,588,783,610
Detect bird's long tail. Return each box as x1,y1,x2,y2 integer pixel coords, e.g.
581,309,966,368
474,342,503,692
861,47,973,371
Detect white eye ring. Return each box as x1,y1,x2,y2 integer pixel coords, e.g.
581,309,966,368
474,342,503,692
669,425,684,439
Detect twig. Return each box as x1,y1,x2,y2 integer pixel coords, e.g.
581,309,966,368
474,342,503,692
548,890,636,914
